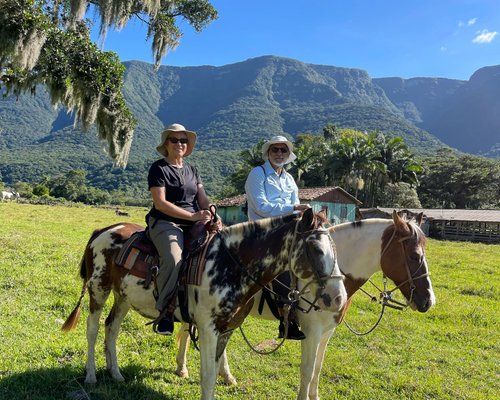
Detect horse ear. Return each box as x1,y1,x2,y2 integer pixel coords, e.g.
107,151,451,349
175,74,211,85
392,210,409,234
300,208,315,230
415,212,424,226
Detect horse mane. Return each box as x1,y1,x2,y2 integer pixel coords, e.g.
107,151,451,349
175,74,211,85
222,213,297,237
223,210,329,235
221,210,328,237
408,219,427,244
315,211,328,225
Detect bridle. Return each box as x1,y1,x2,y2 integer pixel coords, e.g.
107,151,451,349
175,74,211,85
234,217,344,355
287,221,345,314
344,223,430,336
380,227,430,305
220,218,344,313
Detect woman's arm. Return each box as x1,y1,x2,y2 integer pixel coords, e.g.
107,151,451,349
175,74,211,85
196,184,210,210
150,187,210,222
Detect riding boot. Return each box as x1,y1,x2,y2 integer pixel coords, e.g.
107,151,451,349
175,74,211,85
278,308,306,341
155,313,174,335
154,294,177,336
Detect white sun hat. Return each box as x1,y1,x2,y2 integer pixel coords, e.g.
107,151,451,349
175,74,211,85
261,135,297,164
156,123,197,157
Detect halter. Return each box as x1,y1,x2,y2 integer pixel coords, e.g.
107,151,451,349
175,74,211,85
344,223,430,336
237,218,344,355
287,221,344,314
219,219,343,310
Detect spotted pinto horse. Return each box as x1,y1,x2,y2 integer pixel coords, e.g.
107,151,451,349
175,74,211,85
62,209,347,400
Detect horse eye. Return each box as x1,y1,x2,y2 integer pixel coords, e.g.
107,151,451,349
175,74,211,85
410,253,420,262
308,241,326,255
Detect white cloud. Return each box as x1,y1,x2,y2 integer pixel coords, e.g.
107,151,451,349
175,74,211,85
440,46,447,52
458,18,477,27
472,29,498,43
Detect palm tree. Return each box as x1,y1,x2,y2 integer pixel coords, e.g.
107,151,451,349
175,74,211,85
376,134,423,186
225,139,266,194
288,134,326,187
324,132,380,200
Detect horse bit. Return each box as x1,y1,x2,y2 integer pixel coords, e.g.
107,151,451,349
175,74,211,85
239,219,344,354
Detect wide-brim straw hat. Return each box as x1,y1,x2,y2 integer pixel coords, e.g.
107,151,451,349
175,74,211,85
156,123,197,157
261,135,297,164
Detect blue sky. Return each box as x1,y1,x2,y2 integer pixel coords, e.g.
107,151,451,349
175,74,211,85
95,0,500,80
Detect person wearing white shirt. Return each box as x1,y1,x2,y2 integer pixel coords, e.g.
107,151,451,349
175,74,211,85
245,135,310,340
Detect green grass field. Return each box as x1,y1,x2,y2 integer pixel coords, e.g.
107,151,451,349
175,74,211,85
0,203,498,400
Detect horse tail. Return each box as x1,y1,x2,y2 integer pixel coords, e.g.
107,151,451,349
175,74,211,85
62,228,101,331
61,277,87,332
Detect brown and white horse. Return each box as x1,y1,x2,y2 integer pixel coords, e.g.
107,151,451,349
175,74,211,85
62,209,347,400
176,211,436,400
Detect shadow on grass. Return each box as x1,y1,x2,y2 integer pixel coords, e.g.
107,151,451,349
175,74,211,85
0,364,196,400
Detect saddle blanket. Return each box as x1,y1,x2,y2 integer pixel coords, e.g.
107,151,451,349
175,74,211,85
115,231,158,283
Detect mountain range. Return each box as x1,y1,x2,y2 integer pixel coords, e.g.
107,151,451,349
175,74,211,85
0,55,499,196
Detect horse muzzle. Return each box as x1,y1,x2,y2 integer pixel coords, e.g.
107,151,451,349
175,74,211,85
317,282,347,312
410,288,436,312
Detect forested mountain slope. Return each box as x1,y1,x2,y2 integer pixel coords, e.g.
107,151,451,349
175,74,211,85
1,55,498,196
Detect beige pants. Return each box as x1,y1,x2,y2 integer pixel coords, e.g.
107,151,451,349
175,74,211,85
147,216,184,312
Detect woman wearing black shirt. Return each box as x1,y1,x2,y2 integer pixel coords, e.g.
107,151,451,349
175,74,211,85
147,123,212,335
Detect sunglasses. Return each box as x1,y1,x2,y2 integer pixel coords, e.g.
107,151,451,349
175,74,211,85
270,147,289,154
167,137,189,144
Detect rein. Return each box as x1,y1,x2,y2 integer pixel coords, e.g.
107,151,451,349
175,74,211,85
231,218,342,354
220,219,342,314
288,227,344,314
344,225,430,336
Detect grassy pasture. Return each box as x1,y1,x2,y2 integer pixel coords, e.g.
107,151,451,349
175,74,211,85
0,202,498,400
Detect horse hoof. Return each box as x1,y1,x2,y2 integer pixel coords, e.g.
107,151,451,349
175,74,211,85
175,369,189,378
110,371,125,382
84,375,97,384
223,376,237,386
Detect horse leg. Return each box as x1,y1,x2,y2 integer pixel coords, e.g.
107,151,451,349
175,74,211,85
175,322,191,378
198,326,219,400
85,285,110,384
218,348,237,385
307,329,335,400
297,330,322,400
104,294,130,382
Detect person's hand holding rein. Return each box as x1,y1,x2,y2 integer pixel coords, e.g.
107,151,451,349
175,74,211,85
191,209,212,222
294,204,311,214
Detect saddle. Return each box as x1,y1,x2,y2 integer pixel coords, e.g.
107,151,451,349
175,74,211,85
114,230,159,288
115,220,218,285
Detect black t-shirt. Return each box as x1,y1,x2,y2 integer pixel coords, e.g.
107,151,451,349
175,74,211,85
147,159,203,225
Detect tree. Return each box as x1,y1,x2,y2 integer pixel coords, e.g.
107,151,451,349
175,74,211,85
361,132,423,206
379,182,422,208
323,130,380,197
48,169,87,200
322,123,339,141
0,0,217,166
418,149,500,209
288,134,326,187
225,139,265,194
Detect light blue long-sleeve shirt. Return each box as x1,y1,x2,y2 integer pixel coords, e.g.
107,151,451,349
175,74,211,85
244,160,299,220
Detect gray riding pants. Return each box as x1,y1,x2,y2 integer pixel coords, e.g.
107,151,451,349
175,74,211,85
147,216,184,312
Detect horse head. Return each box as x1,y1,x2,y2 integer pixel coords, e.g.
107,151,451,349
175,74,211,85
380,211,436,312
291,208,347,313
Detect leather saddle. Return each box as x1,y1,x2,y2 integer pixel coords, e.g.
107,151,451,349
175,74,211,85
115,220,218,287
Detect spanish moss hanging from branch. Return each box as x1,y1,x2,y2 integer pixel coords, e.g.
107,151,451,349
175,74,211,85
0,0,217,166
